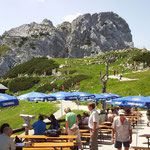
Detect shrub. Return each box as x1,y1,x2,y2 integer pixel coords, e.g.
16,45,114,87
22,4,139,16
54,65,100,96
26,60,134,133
36,83,58,93
30,43,36,50
4,57,59,78
133,52,150,66
0,45,11,59
9,77,40,92
85,38,91,46
64,70,76,75
0,80,9,87
63,74,90,90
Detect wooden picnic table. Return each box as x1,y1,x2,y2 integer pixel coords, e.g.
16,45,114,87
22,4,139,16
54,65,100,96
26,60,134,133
102,121,112,125
139,134,150,148
11,135,77,142
79,129,89,133
33,142,74,148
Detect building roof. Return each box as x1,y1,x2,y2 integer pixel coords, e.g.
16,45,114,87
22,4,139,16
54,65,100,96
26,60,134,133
0,84,8,90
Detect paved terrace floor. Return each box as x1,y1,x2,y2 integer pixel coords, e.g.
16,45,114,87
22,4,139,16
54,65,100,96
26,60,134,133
28,100,150,150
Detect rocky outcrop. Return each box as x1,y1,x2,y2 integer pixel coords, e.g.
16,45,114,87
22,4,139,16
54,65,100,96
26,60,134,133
67,12,133,58
0,12,133,76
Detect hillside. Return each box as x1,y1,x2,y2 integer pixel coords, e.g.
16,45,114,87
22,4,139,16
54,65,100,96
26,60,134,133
1,48,150,97
0,101,59,130
0,12,133,76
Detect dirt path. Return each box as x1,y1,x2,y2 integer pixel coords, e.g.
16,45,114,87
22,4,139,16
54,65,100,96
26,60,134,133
109,74,138,81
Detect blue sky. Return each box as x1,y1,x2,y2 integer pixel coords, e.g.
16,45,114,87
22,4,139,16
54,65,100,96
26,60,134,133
0,0,150,50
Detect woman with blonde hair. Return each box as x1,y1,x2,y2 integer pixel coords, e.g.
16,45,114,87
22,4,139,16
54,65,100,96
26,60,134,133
106,110,114,122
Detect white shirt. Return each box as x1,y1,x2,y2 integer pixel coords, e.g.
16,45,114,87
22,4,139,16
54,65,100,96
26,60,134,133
82,117,89,125
0,133,16,150
88,109,99,129
112,116,132,142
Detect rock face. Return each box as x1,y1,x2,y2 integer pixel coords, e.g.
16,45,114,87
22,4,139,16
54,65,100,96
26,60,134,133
0,12,133,76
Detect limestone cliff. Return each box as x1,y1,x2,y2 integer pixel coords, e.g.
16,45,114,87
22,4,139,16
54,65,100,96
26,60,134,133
0,12,133,76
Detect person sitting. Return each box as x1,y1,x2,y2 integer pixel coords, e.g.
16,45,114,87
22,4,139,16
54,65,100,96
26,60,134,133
131,107,138,115
49,114,60,129
28,115,46,135
77,114,83,126
0,123,10,135
106,110,114,123
99,109,106,124
39,114,60,129
0,127,15,150
113,106,120,116
146,109,150,126
124,107,131,116
82,112,89,125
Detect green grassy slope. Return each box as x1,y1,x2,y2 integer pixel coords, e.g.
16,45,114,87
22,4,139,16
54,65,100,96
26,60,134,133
0,101,59,129
1,48,150,96
0,48,150,130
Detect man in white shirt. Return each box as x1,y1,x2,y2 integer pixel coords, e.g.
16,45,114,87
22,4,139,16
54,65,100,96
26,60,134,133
0,127,16,150
112,109,132,150
88,102,99,150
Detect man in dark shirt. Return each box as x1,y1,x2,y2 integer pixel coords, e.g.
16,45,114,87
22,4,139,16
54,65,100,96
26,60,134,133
28,115,46,135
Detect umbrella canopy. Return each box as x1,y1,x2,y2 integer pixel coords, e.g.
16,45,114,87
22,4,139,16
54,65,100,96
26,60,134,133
49,91,78,101
94,93,122,101
0,93,19,108
112,96,150,109
17,92,56,102
72,92,95,101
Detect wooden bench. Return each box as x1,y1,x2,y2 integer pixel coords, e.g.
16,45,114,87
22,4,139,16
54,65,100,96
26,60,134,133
23,148,71,150
130,146,150,150
19,142,74,150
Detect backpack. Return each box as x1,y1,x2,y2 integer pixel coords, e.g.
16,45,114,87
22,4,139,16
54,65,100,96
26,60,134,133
45,129,61,137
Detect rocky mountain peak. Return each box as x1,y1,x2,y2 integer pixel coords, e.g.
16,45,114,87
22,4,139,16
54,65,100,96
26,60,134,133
0,11,134,76
41,19,53,27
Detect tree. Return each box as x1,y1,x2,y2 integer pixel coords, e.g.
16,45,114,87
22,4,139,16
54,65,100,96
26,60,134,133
100,62,109,93
99,55,113,111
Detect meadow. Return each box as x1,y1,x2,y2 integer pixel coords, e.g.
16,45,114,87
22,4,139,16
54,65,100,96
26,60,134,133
0,48,150,130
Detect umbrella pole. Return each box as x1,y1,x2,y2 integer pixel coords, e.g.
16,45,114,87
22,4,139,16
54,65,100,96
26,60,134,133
136,108,139,146
77,99,79,111
34,101,36,122
61,100,63,117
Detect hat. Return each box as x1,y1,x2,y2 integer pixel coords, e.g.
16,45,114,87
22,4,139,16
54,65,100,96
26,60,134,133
118,109,125,115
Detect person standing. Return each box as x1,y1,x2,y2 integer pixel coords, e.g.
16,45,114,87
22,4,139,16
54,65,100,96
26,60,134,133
64,107,82,150
117,70,119,76
146,109,150,126
112,109,132,150
0,127,16,150
88,102,99,150
114,70,116,76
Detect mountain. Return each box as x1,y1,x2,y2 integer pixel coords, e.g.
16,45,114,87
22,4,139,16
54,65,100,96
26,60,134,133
0,12,133,76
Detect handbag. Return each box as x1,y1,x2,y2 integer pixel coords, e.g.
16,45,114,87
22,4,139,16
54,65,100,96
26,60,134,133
70,124,79,132
45,129,61,137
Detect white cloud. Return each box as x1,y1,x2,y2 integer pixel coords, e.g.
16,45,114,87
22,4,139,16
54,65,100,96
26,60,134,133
64,13,82,23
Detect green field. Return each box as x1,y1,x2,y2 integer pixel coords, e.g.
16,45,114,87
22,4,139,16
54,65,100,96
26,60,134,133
0,101,59,130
